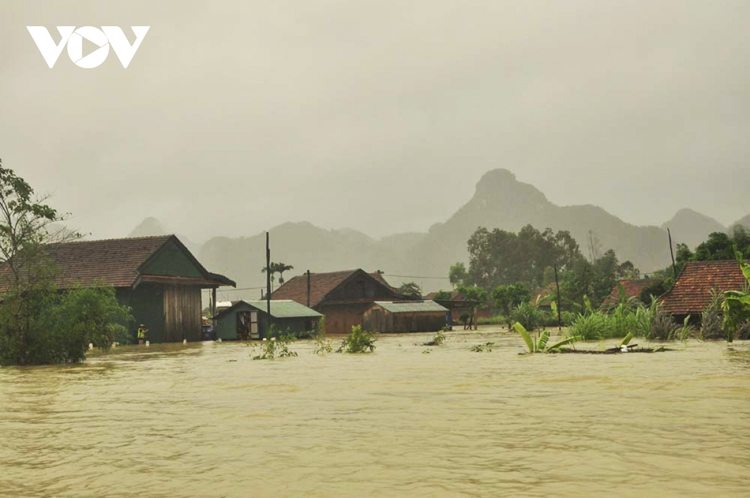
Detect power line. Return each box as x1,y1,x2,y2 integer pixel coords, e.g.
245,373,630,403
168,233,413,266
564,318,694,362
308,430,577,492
383,274,450,280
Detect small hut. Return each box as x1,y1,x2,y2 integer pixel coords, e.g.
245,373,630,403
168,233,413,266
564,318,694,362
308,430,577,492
363,300,448,333
214,300,321,340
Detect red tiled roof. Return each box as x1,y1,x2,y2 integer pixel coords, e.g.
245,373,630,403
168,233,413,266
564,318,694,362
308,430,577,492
0,235,234,292
601,279,655,307
271,269,404,307
660,260,750,315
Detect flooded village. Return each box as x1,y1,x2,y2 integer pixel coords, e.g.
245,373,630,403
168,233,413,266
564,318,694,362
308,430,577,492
3,1,750,496
0,162,748,497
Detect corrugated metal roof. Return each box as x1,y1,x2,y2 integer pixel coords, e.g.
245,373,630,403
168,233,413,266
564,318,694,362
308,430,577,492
373,301,448,313
245,300,322,319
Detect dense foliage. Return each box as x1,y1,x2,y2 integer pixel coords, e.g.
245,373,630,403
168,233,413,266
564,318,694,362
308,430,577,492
465,225,580,291
0,160,133,366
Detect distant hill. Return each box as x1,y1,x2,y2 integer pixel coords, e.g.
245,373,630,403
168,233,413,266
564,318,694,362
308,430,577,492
197,222,423,299
729,214,750,234
127,217,201,255
194,169,679,296
404,169,672,287
129,217,167,237
131,169,718,296
661,208,726,249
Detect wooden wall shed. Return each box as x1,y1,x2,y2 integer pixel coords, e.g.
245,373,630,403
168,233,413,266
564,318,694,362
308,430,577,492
363,301,448,333
214,300,322,340
271,269,410,334
0,235,236,343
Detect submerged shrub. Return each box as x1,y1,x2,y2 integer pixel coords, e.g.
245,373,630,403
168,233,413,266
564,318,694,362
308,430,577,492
569,312,610,341
423,329,446,346
251,336,297,360
336,325,376,354
312,338,334,355
470,342,494,352
511,301,544,331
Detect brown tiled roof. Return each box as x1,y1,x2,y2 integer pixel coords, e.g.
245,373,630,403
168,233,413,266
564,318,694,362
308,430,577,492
0,235,234,292
601,279,655,307
660,260,750,315
271,269,404,307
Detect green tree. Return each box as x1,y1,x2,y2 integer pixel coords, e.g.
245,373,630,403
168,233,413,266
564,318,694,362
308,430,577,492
457,285,487,330
397,281,422,298
491,283,531,328
0,160,132,365
466,225,581,291
449,262,468,288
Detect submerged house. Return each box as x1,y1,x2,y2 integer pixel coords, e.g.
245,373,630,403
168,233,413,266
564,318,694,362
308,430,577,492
660,259,750,322
213,299,322,340
424,290,487,326
600,279,655,308
0,235,235,343
271,269,408,334
363,300,448,333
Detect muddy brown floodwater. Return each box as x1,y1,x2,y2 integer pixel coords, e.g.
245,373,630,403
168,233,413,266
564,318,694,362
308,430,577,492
1,327,749,497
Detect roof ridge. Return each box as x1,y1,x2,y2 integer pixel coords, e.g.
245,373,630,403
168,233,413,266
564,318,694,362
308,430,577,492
49,235,174,246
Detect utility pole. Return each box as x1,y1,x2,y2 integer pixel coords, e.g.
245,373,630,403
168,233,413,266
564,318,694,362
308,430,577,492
554,264,562,333
667,228,677,280
306,270,311,307
266,231,272,336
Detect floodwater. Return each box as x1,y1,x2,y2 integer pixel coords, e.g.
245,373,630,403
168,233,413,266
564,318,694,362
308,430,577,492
1,328,749,498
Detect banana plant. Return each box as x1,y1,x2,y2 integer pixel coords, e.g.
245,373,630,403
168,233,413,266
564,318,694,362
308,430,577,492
721,250,750,343
513,322,579,354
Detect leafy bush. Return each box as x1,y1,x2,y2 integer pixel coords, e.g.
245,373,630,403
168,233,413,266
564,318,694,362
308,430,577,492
423,329,446,346
251,336,297,360
700,291,724,340
569,312,611,341
511,301,544,331
312,338,333,355
648,311,678,341
336,325,376,354
477,315,507,326
0,284,133,366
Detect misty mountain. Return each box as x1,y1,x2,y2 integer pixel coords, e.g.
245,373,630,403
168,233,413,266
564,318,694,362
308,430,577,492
133,169,738,297
198,222,422,299
405,169,672,287
661,208,726,249
129,217,167,237
729,214,750,233
127,217,201,255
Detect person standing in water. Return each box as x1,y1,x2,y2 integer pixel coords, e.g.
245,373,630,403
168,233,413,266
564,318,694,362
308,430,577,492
137,324,149,345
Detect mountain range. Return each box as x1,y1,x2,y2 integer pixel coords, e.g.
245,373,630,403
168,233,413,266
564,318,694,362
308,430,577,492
128,169,750,297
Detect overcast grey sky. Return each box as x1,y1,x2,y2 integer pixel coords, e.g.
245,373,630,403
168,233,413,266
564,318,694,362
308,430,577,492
1,0,748,242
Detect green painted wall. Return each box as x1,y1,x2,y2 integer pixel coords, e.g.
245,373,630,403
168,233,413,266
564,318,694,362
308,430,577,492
117,285,165,343
140,240,204,278
215,304,314,340
215,302,257,340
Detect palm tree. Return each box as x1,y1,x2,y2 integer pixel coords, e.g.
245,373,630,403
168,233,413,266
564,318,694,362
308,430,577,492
274,262,294,285
261,265,276,290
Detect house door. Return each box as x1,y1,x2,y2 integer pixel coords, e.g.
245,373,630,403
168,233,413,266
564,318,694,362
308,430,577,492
237,311,259,340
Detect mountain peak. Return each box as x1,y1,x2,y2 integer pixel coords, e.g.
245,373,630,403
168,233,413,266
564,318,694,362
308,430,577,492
661,209,725,249
474,168,548,202
129,217,167,238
